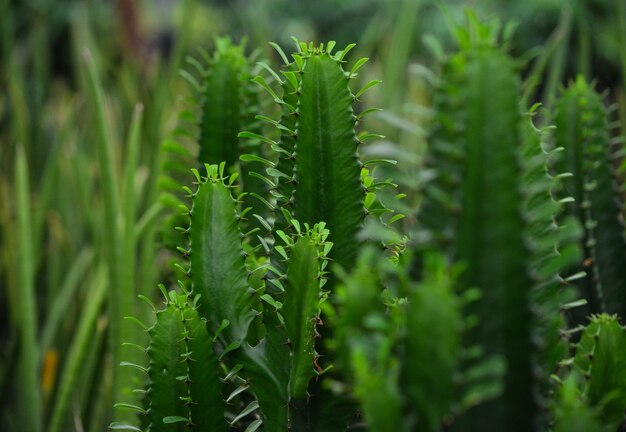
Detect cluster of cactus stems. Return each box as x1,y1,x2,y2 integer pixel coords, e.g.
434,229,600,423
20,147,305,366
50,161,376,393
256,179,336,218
111,15,626,432
112,39,400,431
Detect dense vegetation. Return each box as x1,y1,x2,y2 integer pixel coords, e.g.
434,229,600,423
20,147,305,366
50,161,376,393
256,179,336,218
2,1,626,431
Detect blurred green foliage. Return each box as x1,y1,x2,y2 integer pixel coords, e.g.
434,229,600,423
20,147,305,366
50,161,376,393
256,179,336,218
2,0,626,430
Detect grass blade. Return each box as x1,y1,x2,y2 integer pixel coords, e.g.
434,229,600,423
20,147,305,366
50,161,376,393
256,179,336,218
15,144,43,432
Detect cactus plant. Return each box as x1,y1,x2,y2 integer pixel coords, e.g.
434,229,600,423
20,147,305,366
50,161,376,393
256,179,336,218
240,40,399,276
553,76,626,317
553,314,626,431
416,14,581,431
113,163,336,431
110,289,227,431
159,37,267,256
112,38,403,431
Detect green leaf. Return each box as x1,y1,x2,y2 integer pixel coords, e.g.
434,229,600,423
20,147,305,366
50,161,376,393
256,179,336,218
238,131,277,146
49,268,107,432
239,153,275,166
252,75,281,102
354,79,382,99
162,416,188,424
349,57,369,76
108,423,143,431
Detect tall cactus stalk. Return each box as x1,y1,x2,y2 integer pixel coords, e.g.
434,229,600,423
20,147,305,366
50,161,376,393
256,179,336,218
160,37,267,255
553,76,626,317
186,164,255,351
417,15,580,431
238,41,400,429
240,40,398,275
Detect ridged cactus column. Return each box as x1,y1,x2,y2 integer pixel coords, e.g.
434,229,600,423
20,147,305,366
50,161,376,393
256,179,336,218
240,41,394,274
553,76,626,317
553,314,626,431
160,37,267,252
417,16,580,431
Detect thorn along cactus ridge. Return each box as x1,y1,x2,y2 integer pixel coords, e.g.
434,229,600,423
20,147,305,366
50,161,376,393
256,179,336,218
553,77,626,318
417,16,581,431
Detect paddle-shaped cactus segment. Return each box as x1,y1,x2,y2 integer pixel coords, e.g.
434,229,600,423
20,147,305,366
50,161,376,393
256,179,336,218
188,164,255,351
238,222,331,431
137,291,227,432
554,77,626,316
423,29,528,430
417,15,580,430
573,314,626,428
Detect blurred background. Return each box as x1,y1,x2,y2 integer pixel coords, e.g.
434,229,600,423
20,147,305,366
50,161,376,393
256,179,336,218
2,0,626,430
